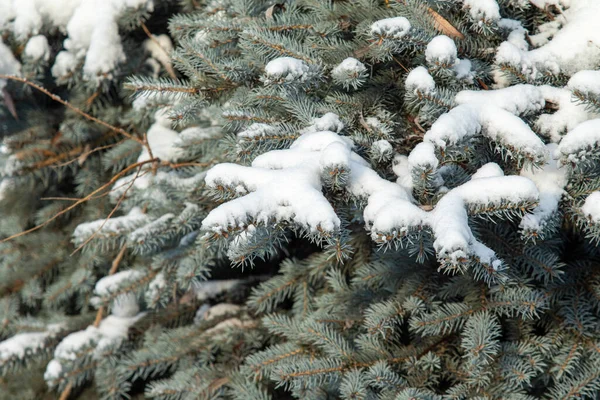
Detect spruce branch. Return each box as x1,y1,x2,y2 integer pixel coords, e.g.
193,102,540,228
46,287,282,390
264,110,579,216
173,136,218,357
0,158,158,243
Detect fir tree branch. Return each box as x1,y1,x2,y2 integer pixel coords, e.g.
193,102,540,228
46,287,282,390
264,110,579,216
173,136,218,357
0,75,147,148
0,158,158,243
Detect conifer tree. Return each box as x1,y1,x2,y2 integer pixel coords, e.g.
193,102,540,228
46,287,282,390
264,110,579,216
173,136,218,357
2,1,600,400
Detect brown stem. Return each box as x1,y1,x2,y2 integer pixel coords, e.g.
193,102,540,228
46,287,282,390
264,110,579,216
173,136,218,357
0,74,150,151
1,158,158,243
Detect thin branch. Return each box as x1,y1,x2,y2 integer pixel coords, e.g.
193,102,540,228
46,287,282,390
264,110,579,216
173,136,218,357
70,162,144,255
1,158,158,243
0,75,150,151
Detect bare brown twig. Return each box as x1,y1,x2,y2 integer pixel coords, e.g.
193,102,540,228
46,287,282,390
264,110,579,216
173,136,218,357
1,158,158,243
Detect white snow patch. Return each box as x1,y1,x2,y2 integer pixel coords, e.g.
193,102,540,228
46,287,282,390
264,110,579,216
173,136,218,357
24,35,50,62
582,192,600,223
426,35,457,65
405,66,435,95
370,17,411,40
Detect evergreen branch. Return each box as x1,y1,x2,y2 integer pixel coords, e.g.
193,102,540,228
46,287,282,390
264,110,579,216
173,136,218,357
0,75,146,148
0,158,158,243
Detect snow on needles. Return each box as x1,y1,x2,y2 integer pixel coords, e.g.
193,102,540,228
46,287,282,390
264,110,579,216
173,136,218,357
202,114,540,269
370,17,411,40
495,0,600,78
2,0,155,80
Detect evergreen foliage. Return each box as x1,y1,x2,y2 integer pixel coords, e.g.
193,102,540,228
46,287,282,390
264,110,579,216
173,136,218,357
2,0,600,399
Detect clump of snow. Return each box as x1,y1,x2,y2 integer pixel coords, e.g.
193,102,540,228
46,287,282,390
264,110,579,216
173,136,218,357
44,359,63,381
203,124,538,269
581,192,600,223
0,39,21,92
24,35,50,62
73,207,150,246
370,17,411,40
93,269,145,317
237,123,278,139
371,140,393,161
193,279,241,301
555,119,600,165
7,0,156,80
408,142,438,171
303,113,345,134
426,35,457,66
536,85,597,143
495,0,600,79
455,85,545,116
405,66,435,95
520,144,567,235
264,57,310,84
462,0,501,23
331,57,368,89
144,33,173,71
332,57,366,78
454,59,473,82
568,70,600,97
422,104,547,167
471,163,504,179
128,213,175,244
137,113,183,162
45,312,144,386
94,270,144,297
0,331,51,361
145,272,166,305
51,51,78,78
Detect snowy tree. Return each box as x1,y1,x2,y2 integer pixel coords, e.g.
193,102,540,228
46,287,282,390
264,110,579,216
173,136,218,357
2,0,600,399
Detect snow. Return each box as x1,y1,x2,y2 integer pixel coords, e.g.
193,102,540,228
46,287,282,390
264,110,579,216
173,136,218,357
471,163,504,180
370,17,411,40
264,57,310,83
128,213,175,244
94,270,144,297
24,35,50,62
49,313,144,364
454,85,545,116
568,70,600,96
320,141,350,170
0,0,156,79
371,140,393,160
204,303,241,320
73,207,150,245
0,331,50,361
144,33,173,70
426,35,457,65
454,59,473,82
495,0,600,78
520,144,567,234
193,279,241,301
581,192,600,223
137,114,183,162
408,142,438,171
555,119,600,165
203,132,348,234
237,123,278,139
405,66,435,95
51,51,78,78
421,102,547,167
536,85,597,143
332,57,367,77
0,39,21,92
145,272,165,304
462,0,501,23
94,269,145,317
301,113,345,134
44,359,63,381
